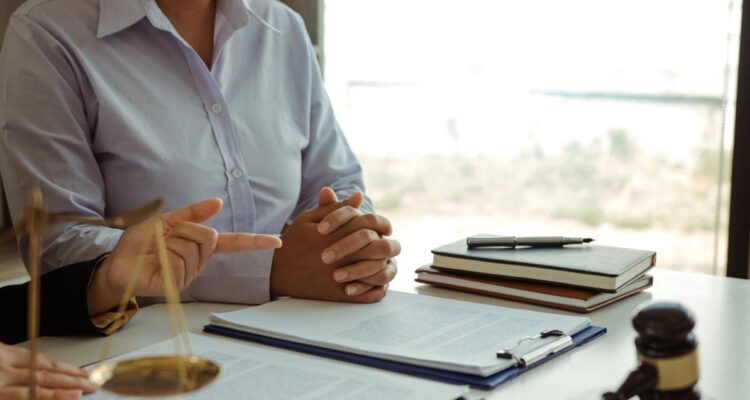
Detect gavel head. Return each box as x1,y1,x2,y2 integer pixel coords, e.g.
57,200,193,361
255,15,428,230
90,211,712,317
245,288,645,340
632,301,700,396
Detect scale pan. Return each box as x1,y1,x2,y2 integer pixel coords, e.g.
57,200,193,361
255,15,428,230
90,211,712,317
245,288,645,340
89,355,220,397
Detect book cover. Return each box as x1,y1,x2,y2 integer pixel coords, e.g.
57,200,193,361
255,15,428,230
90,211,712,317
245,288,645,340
415,266,653,313
431,239,656,291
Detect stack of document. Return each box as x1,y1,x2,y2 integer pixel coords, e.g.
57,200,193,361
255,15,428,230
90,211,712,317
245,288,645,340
205,291,605,389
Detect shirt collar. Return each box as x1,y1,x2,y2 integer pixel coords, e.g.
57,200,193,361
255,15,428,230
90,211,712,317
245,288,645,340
96,0,280,39
96,0,148,39
243,0,282,34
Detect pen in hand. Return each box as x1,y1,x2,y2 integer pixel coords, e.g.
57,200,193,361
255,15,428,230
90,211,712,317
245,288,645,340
466,236,595,249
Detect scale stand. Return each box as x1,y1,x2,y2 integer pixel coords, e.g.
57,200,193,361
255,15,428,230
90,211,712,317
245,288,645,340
1,189,220,398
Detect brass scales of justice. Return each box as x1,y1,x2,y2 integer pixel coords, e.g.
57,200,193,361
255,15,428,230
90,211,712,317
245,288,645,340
0,189,221,398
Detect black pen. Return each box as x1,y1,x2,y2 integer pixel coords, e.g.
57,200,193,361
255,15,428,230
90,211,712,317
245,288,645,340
466,236,595,249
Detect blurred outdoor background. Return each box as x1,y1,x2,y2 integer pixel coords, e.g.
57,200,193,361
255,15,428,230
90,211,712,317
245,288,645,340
323,0,741,276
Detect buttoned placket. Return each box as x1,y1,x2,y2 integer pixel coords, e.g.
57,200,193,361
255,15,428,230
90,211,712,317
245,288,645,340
144,5,256,233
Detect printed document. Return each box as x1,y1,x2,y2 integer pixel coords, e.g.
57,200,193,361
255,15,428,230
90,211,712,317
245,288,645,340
87,333,469,400
210,291,590,376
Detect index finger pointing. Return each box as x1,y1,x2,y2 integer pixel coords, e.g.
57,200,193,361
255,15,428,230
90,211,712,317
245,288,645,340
215,233,282,253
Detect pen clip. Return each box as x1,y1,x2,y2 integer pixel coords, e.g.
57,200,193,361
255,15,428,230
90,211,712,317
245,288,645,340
496,329,573,368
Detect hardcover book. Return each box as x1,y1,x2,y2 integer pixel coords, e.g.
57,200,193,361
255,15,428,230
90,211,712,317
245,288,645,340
416,265,653,313
431,239,656,292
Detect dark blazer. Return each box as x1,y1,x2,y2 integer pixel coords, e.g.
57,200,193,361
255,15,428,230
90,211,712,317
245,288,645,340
1,259,101,344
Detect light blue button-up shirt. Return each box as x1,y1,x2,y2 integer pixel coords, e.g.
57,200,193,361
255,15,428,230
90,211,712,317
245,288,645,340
0,0,371,304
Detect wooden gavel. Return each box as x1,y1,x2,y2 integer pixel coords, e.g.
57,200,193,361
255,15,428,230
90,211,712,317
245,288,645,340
603,301,700,400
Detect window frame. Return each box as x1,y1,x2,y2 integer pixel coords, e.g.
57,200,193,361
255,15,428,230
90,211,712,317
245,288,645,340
728,0,750,279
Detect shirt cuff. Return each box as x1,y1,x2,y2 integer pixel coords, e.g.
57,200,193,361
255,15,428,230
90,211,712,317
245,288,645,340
90,297,139,335
87,253,139,335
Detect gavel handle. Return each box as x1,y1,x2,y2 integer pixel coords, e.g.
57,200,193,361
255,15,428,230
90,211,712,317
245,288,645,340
602,363,658,400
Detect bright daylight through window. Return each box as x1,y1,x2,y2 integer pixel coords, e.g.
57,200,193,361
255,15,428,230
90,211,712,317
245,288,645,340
324,0,741,278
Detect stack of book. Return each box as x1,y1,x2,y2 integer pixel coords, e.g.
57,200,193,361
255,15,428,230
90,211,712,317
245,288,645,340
416,238,656,313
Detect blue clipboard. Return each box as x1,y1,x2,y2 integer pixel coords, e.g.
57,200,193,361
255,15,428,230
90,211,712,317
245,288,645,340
203,324,606,390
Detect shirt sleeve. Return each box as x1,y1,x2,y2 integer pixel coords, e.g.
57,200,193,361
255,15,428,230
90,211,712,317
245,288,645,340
287,13,375,221
0,15,122,274
0,258,136,344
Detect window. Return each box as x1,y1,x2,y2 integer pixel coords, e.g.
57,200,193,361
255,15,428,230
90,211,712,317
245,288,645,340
324,0,742,276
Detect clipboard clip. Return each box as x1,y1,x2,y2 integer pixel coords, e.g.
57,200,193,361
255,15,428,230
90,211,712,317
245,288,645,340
496,329,574,368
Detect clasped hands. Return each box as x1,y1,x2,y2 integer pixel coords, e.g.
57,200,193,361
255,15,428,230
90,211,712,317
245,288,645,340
271,187,400,302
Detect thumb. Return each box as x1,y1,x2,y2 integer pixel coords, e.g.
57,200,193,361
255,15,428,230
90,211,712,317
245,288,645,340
344,192,364,209
301,191,365,222
318,187,339,206
160,198,223,228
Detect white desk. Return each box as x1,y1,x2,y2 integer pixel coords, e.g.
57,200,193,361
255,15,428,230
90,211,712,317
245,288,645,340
0,242,27,288
20,268,750,399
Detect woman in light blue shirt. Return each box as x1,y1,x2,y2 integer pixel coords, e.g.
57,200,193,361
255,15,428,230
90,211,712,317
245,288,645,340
0,0,399,305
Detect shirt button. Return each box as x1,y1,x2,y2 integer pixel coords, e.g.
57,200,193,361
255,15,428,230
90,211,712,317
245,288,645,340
231,168,243,178
211,103,222,114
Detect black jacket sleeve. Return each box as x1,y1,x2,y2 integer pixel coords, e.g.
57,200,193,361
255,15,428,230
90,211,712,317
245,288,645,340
1,259,103,344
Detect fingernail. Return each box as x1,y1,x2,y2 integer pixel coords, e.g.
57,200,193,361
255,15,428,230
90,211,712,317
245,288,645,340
261,236,283,248
346,285,359,296
322,250,335,263
318,221,331,234
334,270,348,282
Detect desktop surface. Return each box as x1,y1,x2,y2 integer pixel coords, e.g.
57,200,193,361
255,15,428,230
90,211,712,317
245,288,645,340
15,268,750,399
